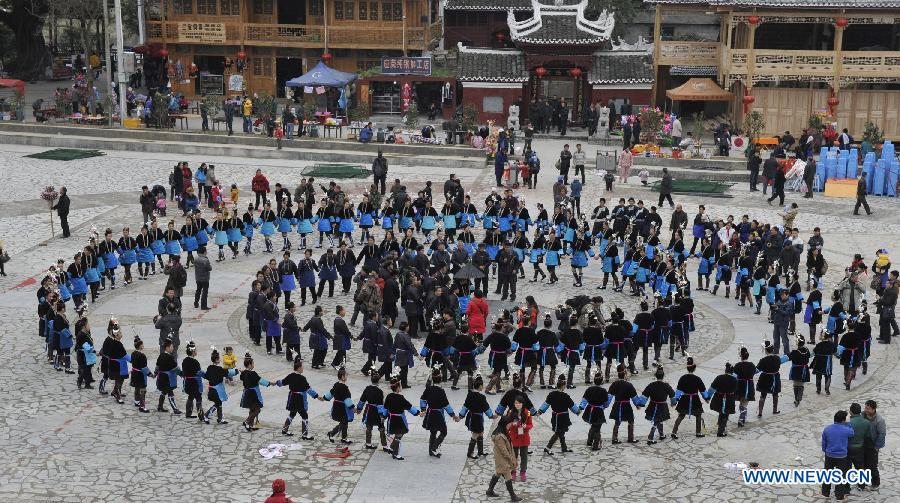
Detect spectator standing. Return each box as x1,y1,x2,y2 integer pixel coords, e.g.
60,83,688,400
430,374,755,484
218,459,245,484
223,97,235,136
864,400,886,490
372,151,388,195
877,274,898,343
761,155,778,196
572,144,587,185
671,116,683,148
847,402,873,489
193,246,212,310
558,144,572,185
618,147,633,184
140,186,155,223
52,186,71,238
242,95,253,134
767,164,787,206
570,179,583,217
802,158,817,198
820,410,854,500
747,147,762,192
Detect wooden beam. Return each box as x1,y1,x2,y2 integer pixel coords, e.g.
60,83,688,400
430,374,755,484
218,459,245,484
834,10,845,92
651,3,662,108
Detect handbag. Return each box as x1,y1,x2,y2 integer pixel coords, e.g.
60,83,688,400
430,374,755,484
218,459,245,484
0,251,9,264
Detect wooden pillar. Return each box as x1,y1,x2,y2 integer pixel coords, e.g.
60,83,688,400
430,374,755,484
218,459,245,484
650,4,661,108
746,21,757,93
833,12,845,96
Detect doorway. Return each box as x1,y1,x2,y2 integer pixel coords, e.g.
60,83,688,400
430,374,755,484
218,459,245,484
279,0,306,24
276,58,304,98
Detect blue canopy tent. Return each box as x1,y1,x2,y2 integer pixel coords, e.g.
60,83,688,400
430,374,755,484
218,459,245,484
285,61,357,88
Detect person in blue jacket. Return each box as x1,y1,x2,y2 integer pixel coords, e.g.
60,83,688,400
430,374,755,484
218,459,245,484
820,410,855,500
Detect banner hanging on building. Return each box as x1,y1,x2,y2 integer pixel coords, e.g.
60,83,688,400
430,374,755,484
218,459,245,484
178,23,226,43
381,57,432,76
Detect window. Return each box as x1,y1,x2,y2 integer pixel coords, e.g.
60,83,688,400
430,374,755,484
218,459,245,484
369,2,378,20
220,0,239,15
173,0,193,15
309,0,323,16
335,1,355,20
483,96,503,114
197,0,216,15
253,0,273,15
383,1,402,21
359,2,366,20
253,57,273,76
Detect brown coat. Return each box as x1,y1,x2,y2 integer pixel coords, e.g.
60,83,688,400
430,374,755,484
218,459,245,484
492,433,517,479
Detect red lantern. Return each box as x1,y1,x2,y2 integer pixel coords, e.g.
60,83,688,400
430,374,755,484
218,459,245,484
827,95,840,116
835,17,849,28
534,66,547,78
158,48,169,59
321,53,333,64
742,94,755,113
569,67,583,78
237,50,247,60
748,15,761,25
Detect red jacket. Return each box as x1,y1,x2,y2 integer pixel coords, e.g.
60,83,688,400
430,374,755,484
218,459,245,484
506,410,533,448
466,297,489,334
252,174,270,193
265,479,292,503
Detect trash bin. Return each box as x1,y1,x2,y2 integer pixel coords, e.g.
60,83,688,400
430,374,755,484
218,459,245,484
377,128,386,143
595,150,617,175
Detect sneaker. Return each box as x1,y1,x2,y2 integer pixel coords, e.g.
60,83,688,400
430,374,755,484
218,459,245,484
519,472,527,482
365,443,377,450
328,432,336,443
301,434,315,441
282,429,294,436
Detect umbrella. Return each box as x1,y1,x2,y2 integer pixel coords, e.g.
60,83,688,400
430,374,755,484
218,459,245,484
454,263,486,280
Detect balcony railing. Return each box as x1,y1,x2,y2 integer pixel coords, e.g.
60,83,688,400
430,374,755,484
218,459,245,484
658,41,719,66
147,21,426,50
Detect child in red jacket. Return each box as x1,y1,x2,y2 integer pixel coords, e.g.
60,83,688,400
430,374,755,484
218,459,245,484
506,395,534,482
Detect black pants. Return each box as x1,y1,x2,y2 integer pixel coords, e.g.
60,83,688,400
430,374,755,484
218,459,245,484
574,165,585,184
821,455,850,499
312,348,327,367
658,193,674,207
254,191,266,209
194,280,209,308
329,420,349,440
854,195,871,215
572,196,581,216
341,276,352,293
474,276,489,295
768,187,785,205
332,349,346,367
514,446,528,472
374,175,386,195
266,336,282,353
749,169,759,190
429,427,447,453
285,343,301,361
397,365,410,387
60,214,70,237
559,168,569,184
317,279,335,298
864,447,880,487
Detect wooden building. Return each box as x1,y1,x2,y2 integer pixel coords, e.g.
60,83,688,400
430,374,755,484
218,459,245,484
447,0,653,123
648,0,900,137
144,0,443,98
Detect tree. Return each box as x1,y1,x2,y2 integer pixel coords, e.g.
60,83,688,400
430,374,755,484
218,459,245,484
50,0,105,112
0,0,51,80
742,110,766,153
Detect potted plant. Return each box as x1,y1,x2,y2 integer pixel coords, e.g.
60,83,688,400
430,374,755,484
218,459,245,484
861,121,884,157
638,107,665,145
403,102,420,129
807,112,826,132
742,110,766,154
40,186,59,237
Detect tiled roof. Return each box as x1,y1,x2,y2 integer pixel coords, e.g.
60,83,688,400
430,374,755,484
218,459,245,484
444,0,532,10
589,52,654,85
508,0,615,45
645,0,900,7
670,65,718,76
456,44,529,82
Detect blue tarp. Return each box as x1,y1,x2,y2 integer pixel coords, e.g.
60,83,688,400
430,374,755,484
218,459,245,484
285,61,357,88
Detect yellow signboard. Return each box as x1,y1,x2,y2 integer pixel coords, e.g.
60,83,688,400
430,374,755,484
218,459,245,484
178,22,226,43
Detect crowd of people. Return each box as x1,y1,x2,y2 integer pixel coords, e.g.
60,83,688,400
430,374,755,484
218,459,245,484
30,157,896,500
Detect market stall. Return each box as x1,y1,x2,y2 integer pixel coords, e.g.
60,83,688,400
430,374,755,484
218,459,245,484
285,61,357,127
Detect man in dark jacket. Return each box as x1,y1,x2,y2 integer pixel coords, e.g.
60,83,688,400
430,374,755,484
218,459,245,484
223,98,235,136
747,147,762,191
496,242,520,301
802,158,817,199
372,151,388,195
762,156,779,195
472,243,491,296
381,273,401,325
140,186,155,223
854,173,872,216
164,255,188,299
658,168,674,208
767,164,787,206
332,306,352,367
193,246,212,310
403,276,423,339
52,186,71,237
559,144,572,185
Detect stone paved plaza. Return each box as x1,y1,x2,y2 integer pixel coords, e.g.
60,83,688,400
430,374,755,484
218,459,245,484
0,140,897,502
